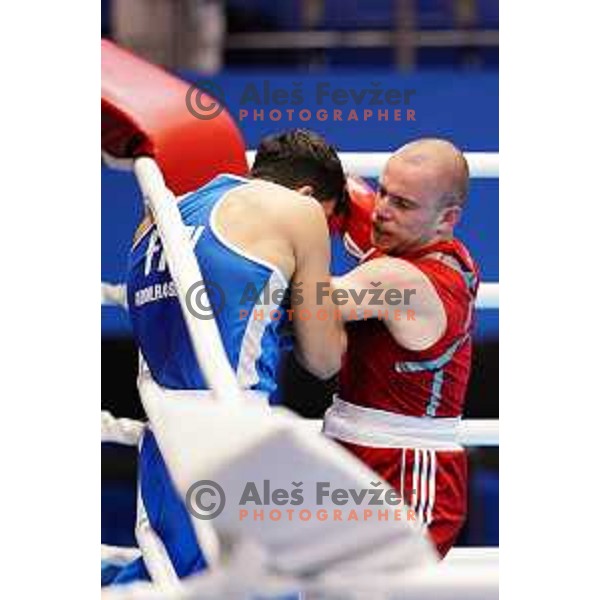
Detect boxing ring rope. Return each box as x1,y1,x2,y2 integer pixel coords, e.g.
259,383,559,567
102,281,499,310
101,282,128,308
473,282,499,310
246,151,499,179
102,544,497,569
101,411,144,446
101,410,499,448
102,544,142,566
101,544,496,567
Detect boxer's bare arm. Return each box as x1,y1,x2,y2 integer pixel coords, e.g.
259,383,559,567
333,257,447,352
286,198,346,379
219,181,344,377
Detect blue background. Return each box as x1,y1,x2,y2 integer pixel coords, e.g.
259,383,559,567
102,71,498,337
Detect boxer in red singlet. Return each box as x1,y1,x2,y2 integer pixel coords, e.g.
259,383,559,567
323,138,479,557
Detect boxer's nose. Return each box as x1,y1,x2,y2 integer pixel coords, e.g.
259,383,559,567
374,196,393,221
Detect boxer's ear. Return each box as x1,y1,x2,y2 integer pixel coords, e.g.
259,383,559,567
437,205,462,234
296,185,314,197
320,198,336,218
296,185,335,216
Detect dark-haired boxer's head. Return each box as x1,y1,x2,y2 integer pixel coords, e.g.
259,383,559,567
372,138,469,256
251,129,346,217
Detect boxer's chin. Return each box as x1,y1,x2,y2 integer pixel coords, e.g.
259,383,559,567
372,230,392,252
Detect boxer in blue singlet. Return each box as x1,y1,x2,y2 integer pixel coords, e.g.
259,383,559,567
111,130,347,584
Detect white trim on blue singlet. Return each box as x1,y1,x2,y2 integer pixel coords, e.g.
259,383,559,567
208,180,290,390
209,185,290,288
235,270,286,389
129,174,250,252
216,173,251,183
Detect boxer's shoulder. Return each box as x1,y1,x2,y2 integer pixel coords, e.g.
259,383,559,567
131,191,196,248
212,178,327,280
405,239,480,301
234,179,327,232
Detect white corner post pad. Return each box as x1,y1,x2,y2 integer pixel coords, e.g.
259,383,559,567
137,373,438,578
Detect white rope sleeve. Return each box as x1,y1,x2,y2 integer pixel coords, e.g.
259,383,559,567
247,150,499,179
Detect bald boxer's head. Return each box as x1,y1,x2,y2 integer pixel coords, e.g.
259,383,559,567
251,129,346,217
372,138,469,255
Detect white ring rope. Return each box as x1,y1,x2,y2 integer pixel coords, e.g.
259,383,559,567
101,410,498,448
102,544,142,566
101,282,128,308
100,545,498,600
101,544,496,569
101,411,145,446
247,150,499,179
474,282,499,310
102,281,499,310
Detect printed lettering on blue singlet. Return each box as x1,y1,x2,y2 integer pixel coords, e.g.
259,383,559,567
143,225,205,276
127,175,288,397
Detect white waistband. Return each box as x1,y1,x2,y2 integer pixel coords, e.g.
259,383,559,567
323,397,462,450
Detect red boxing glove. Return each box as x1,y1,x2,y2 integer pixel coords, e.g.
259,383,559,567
342,174,377,260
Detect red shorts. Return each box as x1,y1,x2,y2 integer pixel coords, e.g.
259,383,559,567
338,441,467,557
